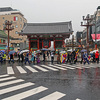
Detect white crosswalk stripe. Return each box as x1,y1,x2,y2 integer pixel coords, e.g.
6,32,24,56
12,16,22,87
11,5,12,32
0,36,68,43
25,66,38,72
0,79,24,87
7,67,14,74
33,65,49,72
0,75,66,100
0,76,16,82
56,64,75,69
49,65,67,70
39,91,66,100
0,82,35,95
2,86,48,100
41,65,58,71
0,74,9,78
16,66,27,73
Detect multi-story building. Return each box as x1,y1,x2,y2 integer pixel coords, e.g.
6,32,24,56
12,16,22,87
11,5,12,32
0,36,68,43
76,31,83,43
0,7,27,51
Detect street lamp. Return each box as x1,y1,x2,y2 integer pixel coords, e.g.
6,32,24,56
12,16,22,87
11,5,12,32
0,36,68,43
95,6,100,50
3,20,14,58
81,15,93,54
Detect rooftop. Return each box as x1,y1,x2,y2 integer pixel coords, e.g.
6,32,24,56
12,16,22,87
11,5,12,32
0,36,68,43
19,21,73,35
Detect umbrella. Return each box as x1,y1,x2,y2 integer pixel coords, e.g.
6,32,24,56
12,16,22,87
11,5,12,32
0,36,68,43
81,49,87,52
90,50,98,54
41,48,48,51
0,50,5,53
60,51,66,54
20,50,29,54
37,50,41,53
9,50,16,55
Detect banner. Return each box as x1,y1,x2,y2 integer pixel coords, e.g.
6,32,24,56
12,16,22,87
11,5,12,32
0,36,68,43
91,34,100,41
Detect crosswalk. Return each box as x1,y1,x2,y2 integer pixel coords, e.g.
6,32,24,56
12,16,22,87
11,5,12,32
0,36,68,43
0,74,66,100
5,63,100,75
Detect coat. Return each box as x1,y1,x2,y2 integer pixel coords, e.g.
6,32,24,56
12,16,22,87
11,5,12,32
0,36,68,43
31,53,34,61
95,51,99,59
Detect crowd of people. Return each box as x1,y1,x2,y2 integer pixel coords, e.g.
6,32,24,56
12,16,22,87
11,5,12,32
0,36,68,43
0,49,99,65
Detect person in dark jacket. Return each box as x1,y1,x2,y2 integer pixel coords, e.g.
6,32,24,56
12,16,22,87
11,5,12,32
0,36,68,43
95,51,99,64
93,52,95,63
21,53,24,63
9,54,14,63
83,52,89,65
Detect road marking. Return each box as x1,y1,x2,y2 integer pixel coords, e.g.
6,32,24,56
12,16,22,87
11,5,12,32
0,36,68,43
76,98,81,100
0,79,24,87
25,66,38,73
34,65,48,72
2,86,48,100
0,82,35,95
0,74,9,78
39,91,66,100
49,65,67,70
16,66,27,73
0,76,16,82
57,64,75,69
63,66,75,69
41,65,58,71
7,67,14,74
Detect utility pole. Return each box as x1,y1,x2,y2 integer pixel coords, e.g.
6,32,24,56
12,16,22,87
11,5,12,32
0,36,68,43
72,35,74,51
3,21,14,58
81,15,93,54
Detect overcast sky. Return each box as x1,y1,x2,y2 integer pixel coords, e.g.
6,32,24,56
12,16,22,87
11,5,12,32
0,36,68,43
0,0,99,35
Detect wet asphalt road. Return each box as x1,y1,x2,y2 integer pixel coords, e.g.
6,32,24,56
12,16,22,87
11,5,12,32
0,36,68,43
0,62,100,100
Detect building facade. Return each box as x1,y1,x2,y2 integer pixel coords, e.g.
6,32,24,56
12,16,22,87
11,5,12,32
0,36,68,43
0,30,13,50
0,7,27,51
19,22,73,51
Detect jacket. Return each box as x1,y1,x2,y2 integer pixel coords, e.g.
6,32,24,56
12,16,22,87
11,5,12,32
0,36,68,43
95,51,99,59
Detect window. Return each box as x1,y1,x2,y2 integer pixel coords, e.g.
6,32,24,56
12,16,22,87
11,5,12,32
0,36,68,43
15,25,18,28
3,40,5,43
20,24,22,28
15,31,18,34
20,18,22,21
14,16,18,21
2,17,4,19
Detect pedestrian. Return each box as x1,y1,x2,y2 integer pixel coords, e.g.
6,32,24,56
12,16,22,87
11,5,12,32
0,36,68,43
93,52,95,63
34,51,36,64
31,51,34,64
47,51,49,58
69,52,72,64
80,52,84,64
36,53,40,64
17,51,20,62
0,52,3,63
95,51,99,64
9,53,14,63
62,53,67,63
43,51,45,62
74,52,77,64
51,51,54,64
83,51,89,65
66,53,70,63
57,52,61,64
21,53,24,63
45,51,48,61
3,53,6,62
25,52,30,64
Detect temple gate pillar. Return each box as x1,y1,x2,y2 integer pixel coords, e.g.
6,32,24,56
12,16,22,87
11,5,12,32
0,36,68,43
37,38,39,50
29,38,31,51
